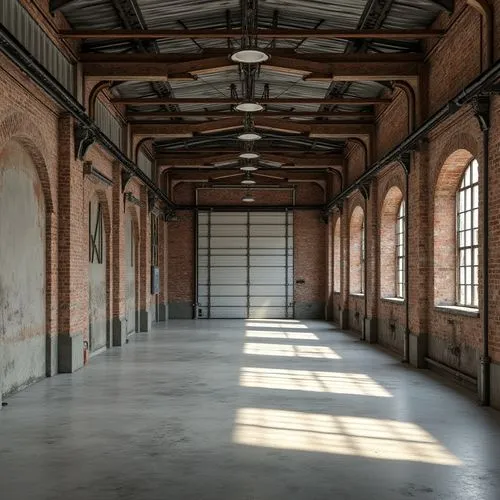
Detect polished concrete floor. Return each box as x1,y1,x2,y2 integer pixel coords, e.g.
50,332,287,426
1,320,500,500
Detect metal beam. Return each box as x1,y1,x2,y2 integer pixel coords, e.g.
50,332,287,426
428,0,454,12
61,28,445,39
132,118,373,138
114,97,390,105
127,111,375,120
49,0,80,12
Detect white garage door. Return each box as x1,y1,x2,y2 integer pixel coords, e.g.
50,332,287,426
197,211,293,319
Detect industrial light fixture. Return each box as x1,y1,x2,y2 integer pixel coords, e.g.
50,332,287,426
238,131,262,141
235,101,264,112
231,49,269,64
240,165,258,171
239,152,260,159
242,191,255,203
241,172,256,185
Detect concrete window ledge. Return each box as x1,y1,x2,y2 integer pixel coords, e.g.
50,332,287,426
350,293,365,298
434,305,480,318
382,297,405,304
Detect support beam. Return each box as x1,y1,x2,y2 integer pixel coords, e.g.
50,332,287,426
49,0,79,12
131,118,373,138
157,152,344,167
81,51,423,80
114,97,391,106
428,0,454,12
127,111,375,120
61,28,445,40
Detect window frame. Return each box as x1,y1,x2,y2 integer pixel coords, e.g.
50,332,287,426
456,159,479,308
395,200,405,299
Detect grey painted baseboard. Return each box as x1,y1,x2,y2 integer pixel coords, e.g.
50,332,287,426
158,303,169,321
139,309,151,332
294,302,324,319
364,317,378,344
112,317,127,347
169,302,194,319
58,333,84,373
490,362,500,410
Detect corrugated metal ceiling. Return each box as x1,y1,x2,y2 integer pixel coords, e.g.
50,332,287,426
59,0,443,153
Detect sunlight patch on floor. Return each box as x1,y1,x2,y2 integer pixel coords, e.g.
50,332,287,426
245,330,320,340
244,343,341,359
233,409,462,466
240,367,391,397
245,322,308,329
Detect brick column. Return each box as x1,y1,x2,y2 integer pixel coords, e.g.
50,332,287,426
365,179,379,343
339,202,349,329
111,161,127,345
158,218,168,321
408,142,430,367
57,115,86,372
325,215,333,321
139,185,151,331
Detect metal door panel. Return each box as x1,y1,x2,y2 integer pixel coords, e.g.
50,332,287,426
211,267,247,284
197,211,293,319
211,296,247,307
250,296,287,307
249,307,287,318
250,267,286,285
249,255,286,267
211,236,247,249
250,225,287,237
249,236,286,249
210,255,247,267
210,307,247,318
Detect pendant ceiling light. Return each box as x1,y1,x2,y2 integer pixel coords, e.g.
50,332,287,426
235,101,264,112
241,172,256,185
242,192,255,203
240,165,258,171
239,152,260,159
238,131,262,141
231,49,269,64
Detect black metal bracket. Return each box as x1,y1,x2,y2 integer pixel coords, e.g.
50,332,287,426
121,170,133,192
472,95,491,132
83,161,113,187
398,151,412,175
124,191,142,207
75,125,96,161
320,211,330,224
164,209,178,222
148,192,158,213
358,182,370,200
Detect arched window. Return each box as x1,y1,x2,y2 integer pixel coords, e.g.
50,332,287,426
457,159,479,307
380,186,404,299
333,219,341,293
395,201,405,298
349,206,365,294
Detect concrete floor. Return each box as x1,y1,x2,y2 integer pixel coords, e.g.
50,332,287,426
1,320,500,500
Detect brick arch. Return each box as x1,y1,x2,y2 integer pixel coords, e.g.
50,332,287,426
349,204,365,294
380,186,404,298
0,112,54,213
434,148,476,305
432,132,480,193
379,163,406,204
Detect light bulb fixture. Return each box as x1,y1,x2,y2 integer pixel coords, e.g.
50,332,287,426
238,131,262,141
240,165,258,171
239,152,260,160
235,101,264,112
241,176,256,185
231,49,269,64
242,192,255,203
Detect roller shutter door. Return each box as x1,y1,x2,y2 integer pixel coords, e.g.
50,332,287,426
197,211,293,319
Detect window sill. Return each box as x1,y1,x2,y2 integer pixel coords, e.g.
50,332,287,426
350,293,365,298
333,291,341,295
382,297,405,304
434,305,479,318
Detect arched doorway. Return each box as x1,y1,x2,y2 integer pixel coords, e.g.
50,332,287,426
0,140,46,396
88,195,107,353
125,211,138,335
